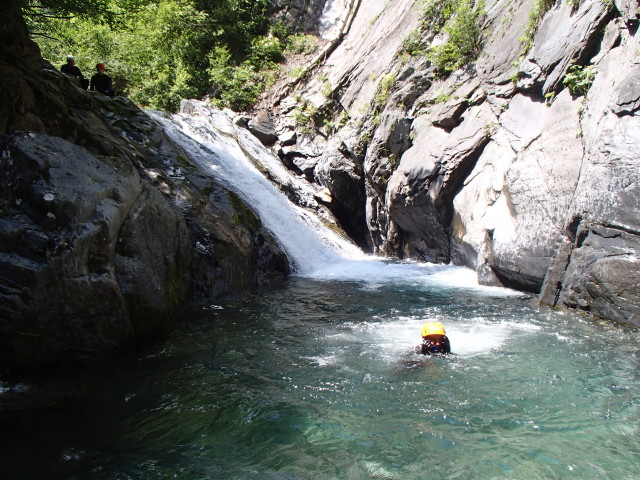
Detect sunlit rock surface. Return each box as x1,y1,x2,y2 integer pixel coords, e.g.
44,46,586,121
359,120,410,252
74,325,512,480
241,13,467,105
267,0,640,324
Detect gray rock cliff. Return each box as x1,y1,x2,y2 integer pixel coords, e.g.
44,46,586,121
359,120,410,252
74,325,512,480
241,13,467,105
262,0,640,325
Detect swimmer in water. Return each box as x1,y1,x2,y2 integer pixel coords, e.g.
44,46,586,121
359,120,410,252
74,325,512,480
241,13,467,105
416,321,451,355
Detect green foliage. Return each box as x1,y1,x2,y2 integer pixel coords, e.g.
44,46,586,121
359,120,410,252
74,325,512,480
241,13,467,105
320,108,349,135
432,89,452,104
562,63,596,96
422,0,457,32
21,0,125,24
31,0,279,112
292,97,317,134
401,29,426,57
368,73,396,126
288,65,305,80
320,75,333,98
427,0,485,77
285,34,319,55
269,20,289,40
208,45,278,112
519,0,556,55
374,73,396,108
401,0,456,58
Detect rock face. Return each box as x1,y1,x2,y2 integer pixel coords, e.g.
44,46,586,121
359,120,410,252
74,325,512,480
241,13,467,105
0,133,190,367
265,0,640,325
0,4,289,371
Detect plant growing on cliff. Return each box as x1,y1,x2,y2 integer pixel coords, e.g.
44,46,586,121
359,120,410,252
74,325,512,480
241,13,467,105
322,110,349,135
401,29,426,57
562,63,596,96
426,0,486,77
423,0,458,32
285,33,319,55
374,73,396,108
320,75,333,98
370,73,397,126
292,97,318,134
519,0,556,56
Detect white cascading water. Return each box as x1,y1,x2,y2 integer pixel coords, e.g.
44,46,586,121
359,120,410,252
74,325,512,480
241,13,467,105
148,103,516,293
149,105,364,273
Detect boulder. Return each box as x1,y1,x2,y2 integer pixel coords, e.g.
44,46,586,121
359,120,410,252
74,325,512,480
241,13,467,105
247,110,278,146
0,6,293,369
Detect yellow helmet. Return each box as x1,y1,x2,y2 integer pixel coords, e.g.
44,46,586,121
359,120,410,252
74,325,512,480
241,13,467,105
421,321,446,337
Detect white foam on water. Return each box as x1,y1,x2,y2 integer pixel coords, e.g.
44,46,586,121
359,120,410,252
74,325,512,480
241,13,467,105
149,109,364,274
308,258,523,296
310,315,543,369
149,105,524,296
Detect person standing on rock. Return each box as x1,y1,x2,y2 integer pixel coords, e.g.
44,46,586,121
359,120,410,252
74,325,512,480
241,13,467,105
60,55,89,90
90,63,115,97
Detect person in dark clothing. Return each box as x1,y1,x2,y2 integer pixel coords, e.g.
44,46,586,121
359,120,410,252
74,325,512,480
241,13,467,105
416,321,451,355
90,63,115,97
60,55,89,89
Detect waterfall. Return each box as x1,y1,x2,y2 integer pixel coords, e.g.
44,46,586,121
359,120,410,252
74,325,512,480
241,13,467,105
148,103,365,275
149,102,517,294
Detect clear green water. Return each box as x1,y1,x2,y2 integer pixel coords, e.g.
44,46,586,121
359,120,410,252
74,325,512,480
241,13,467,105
2,275,640,480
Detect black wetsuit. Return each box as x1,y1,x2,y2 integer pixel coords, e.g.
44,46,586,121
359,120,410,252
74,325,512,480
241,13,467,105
417,335,451,355
90,73,115,97
61,63,89,89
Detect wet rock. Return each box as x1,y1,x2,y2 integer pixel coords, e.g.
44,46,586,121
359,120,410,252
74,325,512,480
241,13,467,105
273,0,639,323
315,137,369,249
0,133,146,369
555,226,640,324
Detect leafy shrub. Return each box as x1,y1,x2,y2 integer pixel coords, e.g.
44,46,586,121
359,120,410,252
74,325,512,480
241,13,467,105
285,34,319,55
562,63,596,96
427,0,485,77
401,29,426,56
32,0,279,112
374,73,396,108
208,45,277,112
519,0,556,55
422,0,457,32
249,36,284,64
402,0,457,58
292,98,317,133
